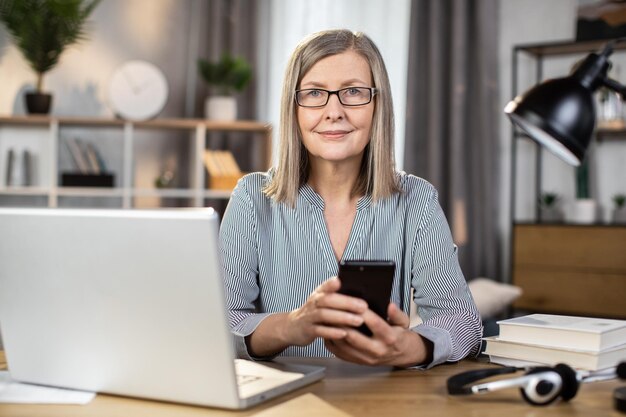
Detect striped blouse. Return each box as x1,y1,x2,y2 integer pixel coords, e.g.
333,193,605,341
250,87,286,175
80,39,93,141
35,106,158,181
219,170,482,368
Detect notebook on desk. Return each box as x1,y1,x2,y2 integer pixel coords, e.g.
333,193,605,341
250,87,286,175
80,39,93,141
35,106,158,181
0,207,324,409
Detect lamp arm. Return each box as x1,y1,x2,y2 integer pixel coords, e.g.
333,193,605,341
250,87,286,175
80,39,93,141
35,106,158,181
602,77,626,101
600,37,626,100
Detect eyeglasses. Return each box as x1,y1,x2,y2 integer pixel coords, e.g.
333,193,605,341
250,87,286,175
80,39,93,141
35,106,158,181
295,87,378,108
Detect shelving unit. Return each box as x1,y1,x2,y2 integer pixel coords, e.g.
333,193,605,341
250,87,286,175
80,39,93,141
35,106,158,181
0,116,272,208
509,39,626,318
510,39,626,222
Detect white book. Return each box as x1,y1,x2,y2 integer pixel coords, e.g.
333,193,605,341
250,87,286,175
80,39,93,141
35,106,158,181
486,355,544,369
483,336,626,371
497,314,626,351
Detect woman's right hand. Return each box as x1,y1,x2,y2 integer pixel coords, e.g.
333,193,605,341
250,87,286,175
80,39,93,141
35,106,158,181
247,277,369,357
283,277,369,346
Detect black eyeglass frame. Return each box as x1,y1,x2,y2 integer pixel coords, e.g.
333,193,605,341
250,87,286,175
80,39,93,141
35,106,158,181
294,87,379,108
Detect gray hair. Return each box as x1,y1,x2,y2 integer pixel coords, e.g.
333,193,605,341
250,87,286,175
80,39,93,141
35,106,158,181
264,29,398,206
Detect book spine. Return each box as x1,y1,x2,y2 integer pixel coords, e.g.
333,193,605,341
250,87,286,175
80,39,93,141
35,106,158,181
5,148,14,186
91,143,108,173
203,150,222,176
22,149,32,186
83,142,101,175
66,138,90,174
219,150,241,175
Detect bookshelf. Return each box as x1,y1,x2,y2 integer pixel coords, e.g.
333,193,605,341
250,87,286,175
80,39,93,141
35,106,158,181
0,116,272,208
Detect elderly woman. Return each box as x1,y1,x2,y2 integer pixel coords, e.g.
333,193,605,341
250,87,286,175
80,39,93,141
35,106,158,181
220,29,482,368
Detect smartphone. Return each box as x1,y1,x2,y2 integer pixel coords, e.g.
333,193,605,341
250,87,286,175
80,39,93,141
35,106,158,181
337,260,396,336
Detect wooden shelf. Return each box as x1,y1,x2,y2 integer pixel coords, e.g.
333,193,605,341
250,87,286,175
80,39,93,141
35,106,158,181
0,186,50,196
57,187,125,197
0,115,271,132
514,38,626,57
0,116,271,208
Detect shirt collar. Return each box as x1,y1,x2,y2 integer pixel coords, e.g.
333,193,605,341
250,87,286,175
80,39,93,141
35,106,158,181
299,183,372,211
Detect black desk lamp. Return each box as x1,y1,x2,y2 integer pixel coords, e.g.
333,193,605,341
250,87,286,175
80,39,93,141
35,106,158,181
504,39,626,166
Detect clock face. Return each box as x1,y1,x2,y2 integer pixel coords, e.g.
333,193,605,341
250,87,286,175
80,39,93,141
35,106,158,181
108,60,169,121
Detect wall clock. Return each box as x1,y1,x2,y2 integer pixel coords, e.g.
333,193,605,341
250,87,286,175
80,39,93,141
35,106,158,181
108,60,169,121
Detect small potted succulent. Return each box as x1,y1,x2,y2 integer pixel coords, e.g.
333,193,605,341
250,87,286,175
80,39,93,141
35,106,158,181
613,194,626,224
198,53,252,121
0,0,100,114
538,192,563,223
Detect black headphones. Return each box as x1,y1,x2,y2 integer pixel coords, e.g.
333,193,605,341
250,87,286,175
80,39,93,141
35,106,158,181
447,362,626,407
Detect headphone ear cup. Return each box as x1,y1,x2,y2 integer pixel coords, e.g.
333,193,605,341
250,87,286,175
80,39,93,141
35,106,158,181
520,367,562,406
553,363,579,401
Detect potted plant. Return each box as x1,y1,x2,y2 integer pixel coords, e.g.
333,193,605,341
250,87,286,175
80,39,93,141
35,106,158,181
613,193,626,224
198,53,252,120
0,0,100,114
538,192,563,223
569,158,597,224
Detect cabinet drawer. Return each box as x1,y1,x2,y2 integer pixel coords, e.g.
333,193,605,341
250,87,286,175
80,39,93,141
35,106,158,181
513,267,626,318
514,224,626,271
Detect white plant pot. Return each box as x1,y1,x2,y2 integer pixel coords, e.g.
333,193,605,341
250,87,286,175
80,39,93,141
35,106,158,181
568,199,597,224
205,96,237,121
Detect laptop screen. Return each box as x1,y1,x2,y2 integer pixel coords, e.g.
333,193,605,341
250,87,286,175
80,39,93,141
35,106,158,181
0,208,242,407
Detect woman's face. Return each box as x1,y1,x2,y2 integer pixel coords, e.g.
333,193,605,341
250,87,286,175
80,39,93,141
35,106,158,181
296,51,375,167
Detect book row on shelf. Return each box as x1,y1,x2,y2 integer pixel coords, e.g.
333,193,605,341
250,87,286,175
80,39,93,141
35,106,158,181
2,143,244,194
484,313,626,371
62,138,114,187
4,148,34,187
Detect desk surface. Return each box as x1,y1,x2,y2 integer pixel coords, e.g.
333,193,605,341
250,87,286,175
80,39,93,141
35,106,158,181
0,351,622,417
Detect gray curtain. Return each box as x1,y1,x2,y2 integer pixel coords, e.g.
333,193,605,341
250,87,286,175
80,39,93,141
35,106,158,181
202,0,257,126
404,0,500,281
201,0,258,213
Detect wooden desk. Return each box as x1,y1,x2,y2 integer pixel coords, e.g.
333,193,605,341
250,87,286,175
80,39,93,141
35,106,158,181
0,351,622,417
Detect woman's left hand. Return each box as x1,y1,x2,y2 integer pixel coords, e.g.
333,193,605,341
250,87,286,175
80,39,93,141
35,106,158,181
324,303,433,368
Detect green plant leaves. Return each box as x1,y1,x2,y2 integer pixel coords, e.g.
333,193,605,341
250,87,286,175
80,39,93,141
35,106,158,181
198,53,252,96
0,0,100,91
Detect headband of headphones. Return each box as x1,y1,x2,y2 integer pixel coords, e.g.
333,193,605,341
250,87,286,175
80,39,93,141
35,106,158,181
447,362,626,407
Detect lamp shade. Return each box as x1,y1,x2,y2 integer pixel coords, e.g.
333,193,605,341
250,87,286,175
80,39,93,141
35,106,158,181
504,76,595,166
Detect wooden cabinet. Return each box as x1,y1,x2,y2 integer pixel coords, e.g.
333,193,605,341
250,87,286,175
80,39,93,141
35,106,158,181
0,116,272,208
512,223,626,318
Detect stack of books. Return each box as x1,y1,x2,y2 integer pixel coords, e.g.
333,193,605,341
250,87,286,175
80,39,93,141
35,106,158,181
203,150,242,190
484,314,626,370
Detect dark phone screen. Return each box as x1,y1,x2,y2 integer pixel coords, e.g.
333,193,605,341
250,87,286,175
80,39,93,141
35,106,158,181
337,260,395,336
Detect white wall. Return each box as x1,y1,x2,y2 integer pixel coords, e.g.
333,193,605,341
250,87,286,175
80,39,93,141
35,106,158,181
498,0,578,282
255,0,411,169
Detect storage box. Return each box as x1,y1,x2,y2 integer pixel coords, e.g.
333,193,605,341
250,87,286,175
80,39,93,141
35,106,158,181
61,172,115,187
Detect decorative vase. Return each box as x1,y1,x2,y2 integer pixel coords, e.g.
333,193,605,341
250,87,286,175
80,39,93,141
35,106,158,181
613,207,626,224
25,92,52,114
569,199,597,224
205,96,237,121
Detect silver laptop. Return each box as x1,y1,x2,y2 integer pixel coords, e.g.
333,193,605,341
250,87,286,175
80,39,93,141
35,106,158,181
0,207,323,409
